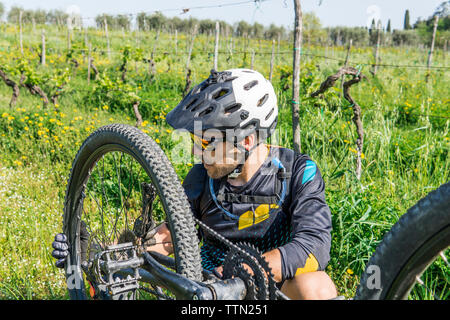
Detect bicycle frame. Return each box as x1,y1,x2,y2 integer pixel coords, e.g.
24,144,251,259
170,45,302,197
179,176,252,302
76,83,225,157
95,244,248,300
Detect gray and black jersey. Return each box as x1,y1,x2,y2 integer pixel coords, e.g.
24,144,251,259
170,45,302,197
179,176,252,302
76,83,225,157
182,146,332,281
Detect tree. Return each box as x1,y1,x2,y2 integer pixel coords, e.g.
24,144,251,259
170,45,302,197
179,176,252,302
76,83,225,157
251,22,264,38
369,18,376,34
46,10,68,26
327,27,369,47
434,1,450,17
386,19,391,32
412,2,449,48
33,9,47,25
404,9,411,30
95,14,114,29
235,20,251,37
199,19,215,34
264,23,285,40
146,12,166,30
0,2,4,21
302,12,327,45
115,14,131,31
7,6,23,24
392,30,419,46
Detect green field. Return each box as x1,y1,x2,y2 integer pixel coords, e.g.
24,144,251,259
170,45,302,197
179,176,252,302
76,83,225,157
0,23,448,299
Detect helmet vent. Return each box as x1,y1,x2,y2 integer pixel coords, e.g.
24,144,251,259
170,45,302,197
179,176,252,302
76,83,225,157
243,80,258,91
257,94,269,107
225,103,241,115
185,98,198,110
212,89,229,100
198,106,214,117
265,108,275,121
242,120,257,130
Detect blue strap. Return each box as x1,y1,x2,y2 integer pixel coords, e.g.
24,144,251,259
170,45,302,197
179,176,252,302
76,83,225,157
209,157,287,221
209,177,240,220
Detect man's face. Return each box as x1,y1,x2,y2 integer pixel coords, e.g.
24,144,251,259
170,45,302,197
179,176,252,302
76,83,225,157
192,131,244,179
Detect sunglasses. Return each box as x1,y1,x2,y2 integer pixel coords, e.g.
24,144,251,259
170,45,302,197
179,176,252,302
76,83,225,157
190,133,222,151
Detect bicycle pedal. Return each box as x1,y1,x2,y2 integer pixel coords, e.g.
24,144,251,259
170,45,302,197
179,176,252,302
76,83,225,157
109,275,139,296
94,242,143,296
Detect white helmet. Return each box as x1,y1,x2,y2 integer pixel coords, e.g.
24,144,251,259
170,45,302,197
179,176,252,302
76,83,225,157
166,68,278,142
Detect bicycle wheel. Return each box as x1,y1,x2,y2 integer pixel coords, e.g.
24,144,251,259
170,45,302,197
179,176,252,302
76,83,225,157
63,124,202,300
355,182,450,300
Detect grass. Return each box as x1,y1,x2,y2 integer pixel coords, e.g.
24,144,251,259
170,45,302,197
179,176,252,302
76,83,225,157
0,23,449,299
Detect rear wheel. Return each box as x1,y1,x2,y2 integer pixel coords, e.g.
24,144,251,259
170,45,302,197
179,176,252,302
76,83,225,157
63,124,202,300
355,182,450,300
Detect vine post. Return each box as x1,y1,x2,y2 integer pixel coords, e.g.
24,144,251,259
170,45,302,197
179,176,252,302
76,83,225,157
19,10,23,56
373,21,382,76
292,0,303,154
175,29,178,56
186,24,198,77
251,50,255,70
104,16,111,59
269,39,275,82
340,38,352,98
41,29,46,66
426,15,439,83
214,21,220,70
87,43,92,84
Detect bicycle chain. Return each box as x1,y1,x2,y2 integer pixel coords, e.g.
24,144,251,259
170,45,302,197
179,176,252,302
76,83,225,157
192,216,278,300
223,243,278,300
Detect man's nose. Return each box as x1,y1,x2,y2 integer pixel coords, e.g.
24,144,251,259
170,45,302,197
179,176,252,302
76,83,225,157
192,145,203,158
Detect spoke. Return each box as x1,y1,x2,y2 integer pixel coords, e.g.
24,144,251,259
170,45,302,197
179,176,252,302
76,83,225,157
439,251,449,268
82,205,100,247
85,182,112,245
110,155,136,242
110,152,123,241
138,285,173,300
415,275,441,300
124,155,134,232
100,156,109,233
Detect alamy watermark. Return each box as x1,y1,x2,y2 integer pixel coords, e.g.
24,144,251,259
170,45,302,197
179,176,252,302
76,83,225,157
366,5,382,29
361,264,382,290
167,120,285,175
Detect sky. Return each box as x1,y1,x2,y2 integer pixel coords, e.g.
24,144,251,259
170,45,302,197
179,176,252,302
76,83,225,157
0,0,445,30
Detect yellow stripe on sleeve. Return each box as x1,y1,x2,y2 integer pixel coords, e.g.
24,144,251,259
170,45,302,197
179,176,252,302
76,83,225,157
295,253,319,275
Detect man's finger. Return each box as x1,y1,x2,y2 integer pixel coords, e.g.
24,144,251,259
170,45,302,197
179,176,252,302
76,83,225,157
52,241,68,251
52,249,68,259
54,233,67,242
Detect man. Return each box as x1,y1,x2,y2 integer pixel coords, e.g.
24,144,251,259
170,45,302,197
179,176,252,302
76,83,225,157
53,69,337,300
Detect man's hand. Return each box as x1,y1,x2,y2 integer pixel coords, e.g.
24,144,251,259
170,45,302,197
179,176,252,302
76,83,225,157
51,233,69,268
214,248,282,282
213,265,224,278
262,249,282,283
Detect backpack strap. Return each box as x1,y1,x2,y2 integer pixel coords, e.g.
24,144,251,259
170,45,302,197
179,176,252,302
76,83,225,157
186,146,298,218
216,193,280,204
270,146,296,200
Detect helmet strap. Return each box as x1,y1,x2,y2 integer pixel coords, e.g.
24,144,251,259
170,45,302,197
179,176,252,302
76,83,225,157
227,139,260,179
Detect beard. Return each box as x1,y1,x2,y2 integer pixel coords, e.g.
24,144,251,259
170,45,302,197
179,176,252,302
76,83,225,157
203,163,238,179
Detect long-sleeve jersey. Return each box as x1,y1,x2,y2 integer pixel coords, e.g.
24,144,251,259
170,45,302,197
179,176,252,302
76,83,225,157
182,146,332,281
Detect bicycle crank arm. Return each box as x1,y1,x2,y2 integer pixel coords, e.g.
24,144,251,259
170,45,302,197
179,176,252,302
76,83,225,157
95,243,247,300
141,251,214,299
141,251,247,300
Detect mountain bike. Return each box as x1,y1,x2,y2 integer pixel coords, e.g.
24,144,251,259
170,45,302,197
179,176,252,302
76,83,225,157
62,123,449,300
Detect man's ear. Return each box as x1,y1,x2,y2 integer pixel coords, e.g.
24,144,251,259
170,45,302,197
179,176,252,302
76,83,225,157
242,133,257,151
